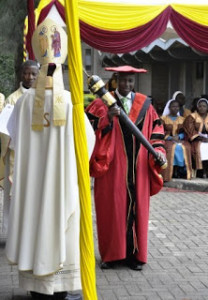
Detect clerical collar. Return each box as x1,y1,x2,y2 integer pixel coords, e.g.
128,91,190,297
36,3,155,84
115,89,132,100
20,82,30,93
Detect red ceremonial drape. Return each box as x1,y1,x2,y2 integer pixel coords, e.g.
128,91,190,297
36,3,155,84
38,0,54,25
55,1,65,22
37,0,65,25
79,6,208,54
170,9,208,54
26,0,35,60
80,7,171,53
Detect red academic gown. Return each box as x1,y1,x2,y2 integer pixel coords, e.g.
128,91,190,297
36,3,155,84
86,93,165,263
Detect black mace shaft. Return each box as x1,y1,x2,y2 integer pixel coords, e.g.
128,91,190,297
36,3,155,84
87,74,166,168
119,108,162,161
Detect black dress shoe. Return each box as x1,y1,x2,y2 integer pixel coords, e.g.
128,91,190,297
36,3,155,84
30,291,53,299
100,261,113,269
126,258,143,271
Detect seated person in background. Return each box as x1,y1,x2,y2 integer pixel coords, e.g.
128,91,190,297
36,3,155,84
152,98,165,117
183,98,208,178
162,91,191,118
191,97,200,113
161,100,192,182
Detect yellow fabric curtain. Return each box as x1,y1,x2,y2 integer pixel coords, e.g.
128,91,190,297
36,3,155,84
23,16,28,61
37,0,64,14
172,4,208,26
65,1,97,300
78,1,168,30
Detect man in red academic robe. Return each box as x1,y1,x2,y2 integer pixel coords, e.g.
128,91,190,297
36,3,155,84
86,66,166,271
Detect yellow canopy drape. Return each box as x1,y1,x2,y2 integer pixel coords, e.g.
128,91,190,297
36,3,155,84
65,1,97,300
77,1,208,30
78,1,168,30
172,4,208,26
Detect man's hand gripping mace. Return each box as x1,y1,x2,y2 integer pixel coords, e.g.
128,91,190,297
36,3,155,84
86,73,167,169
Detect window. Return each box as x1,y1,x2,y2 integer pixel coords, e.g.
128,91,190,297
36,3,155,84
196,62,204,79
85,49,92,72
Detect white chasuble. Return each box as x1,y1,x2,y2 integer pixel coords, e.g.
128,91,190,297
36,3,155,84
5,88,95,294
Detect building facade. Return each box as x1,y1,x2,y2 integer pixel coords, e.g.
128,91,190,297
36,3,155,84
81,38,208,108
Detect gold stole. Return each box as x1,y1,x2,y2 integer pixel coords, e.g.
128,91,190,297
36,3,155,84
32,64,66,131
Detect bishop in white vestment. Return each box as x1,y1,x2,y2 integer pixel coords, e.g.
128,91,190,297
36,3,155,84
5,19,95,300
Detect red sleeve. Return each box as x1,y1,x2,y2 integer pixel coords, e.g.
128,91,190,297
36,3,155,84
85,99,115,177
85,98,111,130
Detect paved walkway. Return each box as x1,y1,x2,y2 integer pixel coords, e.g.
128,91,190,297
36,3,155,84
1,188,208,299
164,178,208,192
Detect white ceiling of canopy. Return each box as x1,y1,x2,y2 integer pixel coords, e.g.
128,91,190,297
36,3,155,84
47,5,65,26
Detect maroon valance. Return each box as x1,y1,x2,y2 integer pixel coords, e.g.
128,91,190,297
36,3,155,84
80,7,171,54
37,0,65,25
26,3,208,56
170,9,208,54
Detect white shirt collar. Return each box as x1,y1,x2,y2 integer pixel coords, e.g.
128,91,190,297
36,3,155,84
115,89,132,100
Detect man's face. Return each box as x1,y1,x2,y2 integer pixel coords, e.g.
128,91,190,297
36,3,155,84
21,66,39,88
117,73,135,97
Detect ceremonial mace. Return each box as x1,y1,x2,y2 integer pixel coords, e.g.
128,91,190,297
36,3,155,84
85,71,167,168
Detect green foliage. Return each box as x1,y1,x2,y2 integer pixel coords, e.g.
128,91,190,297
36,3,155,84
0,55,15,98
0,0,28,95
34,0,40,7
0,0,27,53
84,93,95,108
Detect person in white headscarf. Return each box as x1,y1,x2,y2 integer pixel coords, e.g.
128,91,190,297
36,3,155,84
183,98,208,178
161,100,192,182
162,91,190,118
